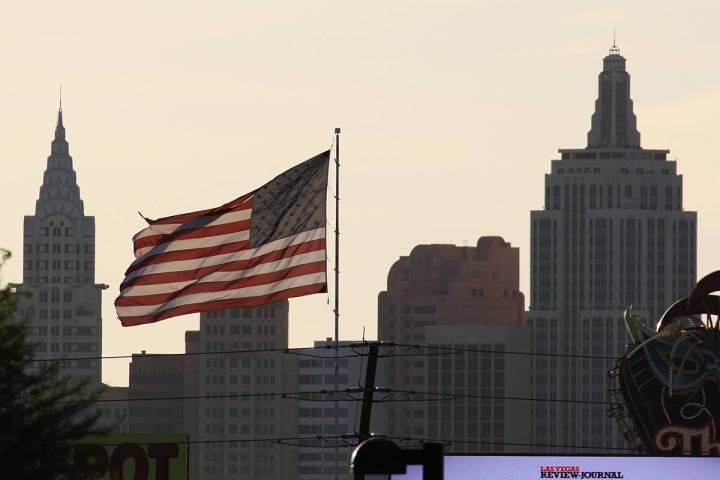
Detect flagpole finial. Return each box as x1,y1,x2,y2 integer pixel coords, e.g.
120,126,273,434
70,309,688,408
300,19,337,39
335,127,341,134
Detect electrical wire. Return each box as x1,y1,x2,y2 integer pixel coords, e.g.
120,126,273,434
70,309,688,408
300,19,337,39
30,344,361,363
393,343,621,361
107,384,675,410
90,433,638,453
82,388,645,408
91,434,354,448
372,388,676,409
383,435,636,452
31,341,628,363
80,388,363,404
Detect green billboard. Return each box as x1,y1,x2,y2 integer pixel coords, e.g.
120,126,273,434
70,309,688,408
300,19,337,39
73,433,188,480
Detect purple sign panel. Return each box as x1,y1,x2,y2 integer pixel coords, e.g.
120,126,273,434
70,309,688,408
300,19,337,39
392,455,719,480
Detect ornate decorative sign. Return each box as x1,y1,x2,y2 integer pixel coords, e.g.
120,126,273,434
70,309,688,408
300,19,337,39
609,271,720,454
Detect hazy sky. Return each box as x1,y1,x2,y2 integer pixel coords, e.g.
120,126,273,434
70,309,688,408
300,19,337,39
2,1,720,387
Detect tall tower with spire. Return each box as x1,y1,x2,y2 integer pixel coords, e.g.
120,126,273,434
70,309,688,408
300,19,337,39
14,105,104,383
587,43,641,149
527,45,696,451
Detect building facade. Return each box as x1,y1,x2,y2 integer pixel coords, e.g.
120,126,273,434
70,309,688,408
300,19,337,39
528,45,697,451
13,107,104,383
96,386,130,433
126,304,305,479
128,351,186,434
191,302,298,480
377,236,530,452
296,339,387,480
423,324,530,452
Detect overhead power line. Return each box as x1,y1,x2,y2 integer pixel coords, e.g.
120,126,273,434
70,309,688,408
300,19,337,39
86,388,365,404
384,435,635,452
31,344,361,363
92,433,638,453
374,388,674,409
91,434,355,448
32,340,627,364
82,385,671,411
393,343,622,361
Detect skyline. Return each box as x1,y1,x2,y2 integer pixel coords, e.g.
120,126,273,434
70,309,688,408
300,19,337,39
3,2,720,387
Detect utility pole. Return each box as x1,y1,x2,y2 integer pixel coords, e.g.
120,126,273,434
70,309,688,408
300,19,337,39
355,342,380,480
351,342,444,480
358,342,380,440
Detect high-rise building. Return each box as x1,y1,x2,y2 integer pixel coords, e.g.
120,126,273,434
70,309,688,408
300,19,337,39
528,45,697,451
377,236,530,452
126,304,300,479
13,106,105,383
297,339,386,480
125,334,199,473
128,351,186,434
191,302,299,480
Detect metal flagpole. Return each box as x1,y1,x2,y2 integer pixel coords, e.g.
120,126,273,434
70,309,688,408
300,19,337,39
333,127,341,480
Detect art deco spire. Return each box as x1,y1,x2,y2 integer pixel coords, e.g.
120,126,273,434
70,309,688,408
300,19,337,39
35,103,84,218
586,43,642,149
51,96,68,155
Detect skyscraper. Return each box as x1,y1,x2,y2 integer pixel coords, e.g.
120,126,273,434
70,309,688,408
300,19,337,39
297,339,373,480
14,106,105,383
378,237,530,451
528,45,697,451
190,302,298,480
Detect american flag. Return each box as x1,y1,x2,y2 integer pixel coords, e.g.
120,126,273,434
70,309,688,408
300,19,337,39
115,151,330,326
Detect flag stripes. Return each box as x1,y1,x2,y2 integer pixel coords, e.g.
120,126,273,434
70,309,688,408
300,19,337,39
116,270,327,315
119,249,327,297
132,201,253,257
122,230,326,287
133,208,252,242
115,151,329,326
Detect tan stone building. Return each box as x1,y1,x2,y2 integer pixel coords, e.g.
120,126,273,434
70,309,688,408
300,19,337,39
127,303,299,479
528,45,697,452
191,302,298,480
378,236,530,452
13,106,105,384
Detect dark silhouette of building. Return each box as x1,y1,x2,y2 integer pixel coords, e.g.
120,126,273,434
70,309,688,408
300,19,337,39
528,44,697,451
128,351,186,434
96,385,130,432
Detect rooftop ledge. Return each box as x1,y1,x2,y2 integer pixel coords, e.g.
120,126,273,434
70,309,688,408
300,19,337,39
558,148,670,161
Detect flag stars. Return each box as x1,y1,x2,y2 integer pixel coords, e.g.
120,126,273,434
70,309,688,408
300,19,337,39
249,153,329,248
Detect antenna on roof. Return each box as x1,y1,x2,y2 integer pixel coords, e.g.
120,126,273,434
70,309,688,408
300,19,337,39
609,27,620,55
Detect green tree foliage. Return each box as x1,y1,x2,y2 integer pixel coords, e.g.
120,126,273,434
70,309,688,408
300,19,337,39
0,250,105,479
